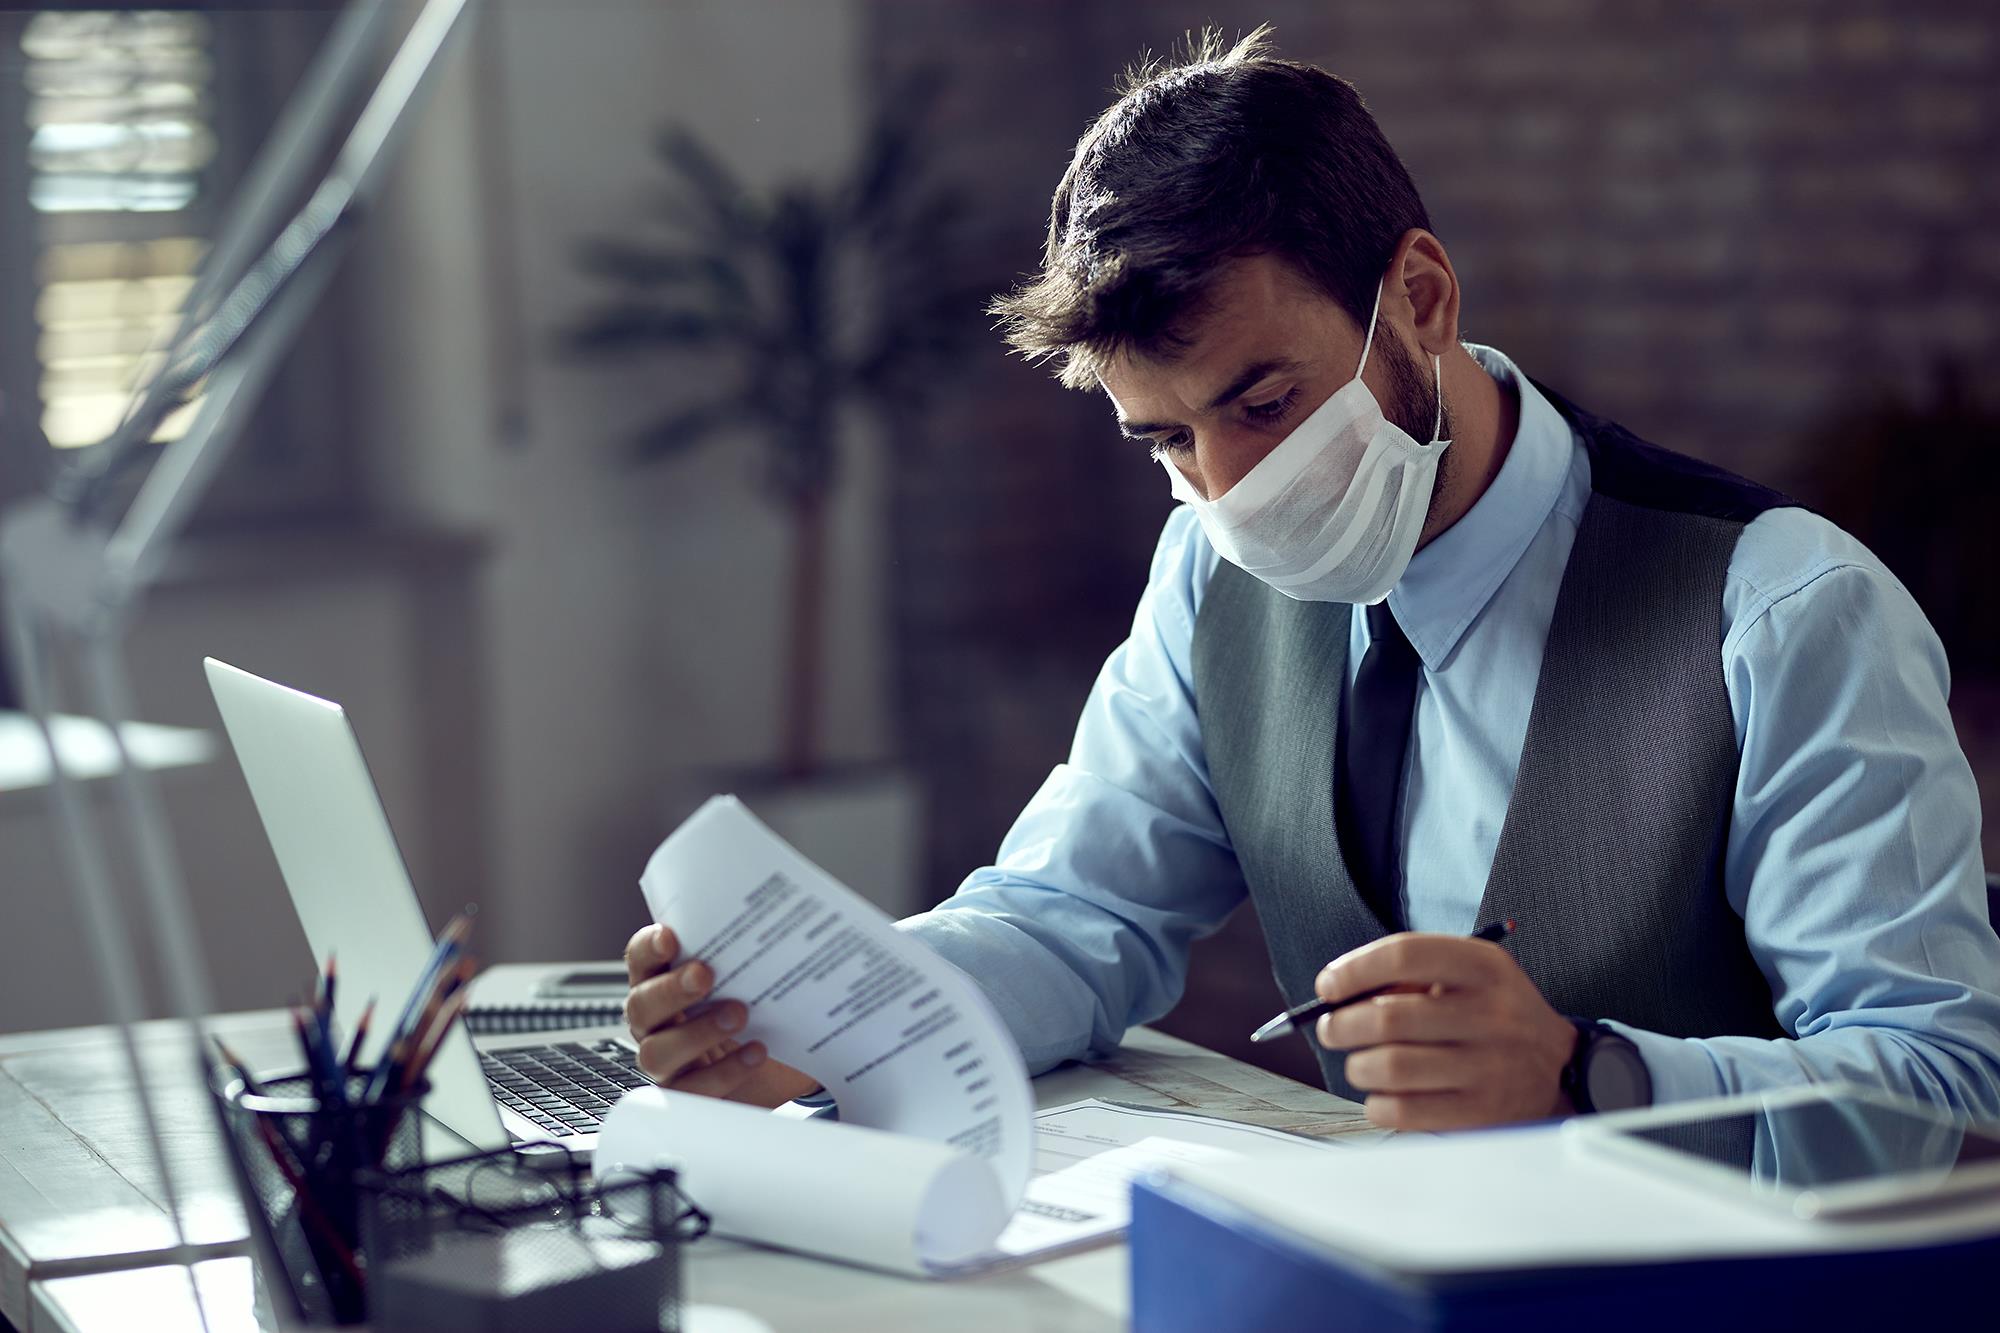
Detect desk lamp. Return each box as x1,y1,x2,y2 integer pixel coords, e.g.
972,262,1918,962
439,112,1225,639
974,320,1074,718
0,2,474,1325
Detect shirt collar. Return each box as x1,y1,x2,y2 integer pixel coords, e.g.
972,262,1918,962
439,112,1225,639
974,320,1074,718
1380,344,1575,670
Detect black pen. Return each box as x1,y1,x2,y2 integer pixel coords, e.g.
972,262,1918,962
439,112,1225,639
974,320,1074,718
1248,918,1517,1044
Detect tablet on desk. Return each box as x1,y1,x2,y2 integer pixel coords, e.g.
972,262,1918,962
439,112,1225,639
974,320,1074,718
1568,1082,2000,1221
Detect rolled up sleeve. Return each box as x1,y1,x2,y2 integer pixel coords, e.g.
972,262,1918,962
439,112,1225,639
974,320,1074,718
1609,531,2000,1121
898,507,1244,1074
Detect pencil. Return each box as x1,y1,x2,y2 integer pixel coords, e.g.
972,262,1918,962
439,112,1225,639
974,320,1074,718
1249,918,1517,1044
251,1110,363,1287
293,1007,345,1109
400,985,472,1093
212,1038,265,1097
342,1000,375,1074
203,1041,303,1323
366,910,473,1101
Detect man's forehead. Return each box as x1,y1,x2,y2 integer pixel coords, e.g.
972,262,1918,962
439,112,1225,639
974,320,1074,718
1105,346,1298,410
1172,254,1318,346
1125,257,1336,361
1102,270,1334,418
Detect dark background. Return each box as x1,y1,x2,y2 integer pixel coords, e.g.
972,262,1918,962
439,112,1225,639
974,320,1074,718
2,2,1993,1080
865,0,2000,1080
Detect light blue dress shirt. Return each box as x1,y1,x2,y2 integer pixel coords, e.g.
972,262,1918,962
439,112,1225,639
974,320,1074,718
900,342,2000,1112
899,345,2000,1119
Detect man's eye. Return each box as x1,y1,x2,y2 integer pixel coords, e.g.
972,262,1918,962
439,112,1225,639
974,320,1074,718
1147,433,1193,459
1243,387,1299,424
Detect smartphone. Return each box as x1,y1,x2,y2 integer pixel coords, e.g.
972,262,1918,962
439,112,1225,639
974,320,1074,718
534,967,630,1001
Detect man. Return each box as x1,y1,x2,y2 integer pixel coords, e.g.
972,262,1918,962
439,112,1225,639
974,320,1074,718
622,29,2000,1130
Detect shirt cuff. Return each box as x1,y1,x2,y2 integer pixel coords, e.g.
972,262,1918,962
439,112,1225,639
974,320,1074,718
786,1089,839,1120
1603,1021,1727,1106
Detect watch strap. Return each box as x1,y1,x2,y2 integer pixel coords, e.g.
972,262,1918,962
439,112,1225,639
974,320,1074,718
1560,1016,1596,1112
1561,1016,1653,1114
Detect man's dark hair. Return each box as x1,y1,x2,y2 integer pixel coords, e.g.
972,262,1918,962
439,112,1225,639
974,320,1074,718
991,26,1434,389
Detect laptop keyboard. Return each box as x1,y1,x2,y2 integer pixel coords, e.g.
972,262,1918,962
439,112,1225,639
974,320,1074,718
481,1038,650,1138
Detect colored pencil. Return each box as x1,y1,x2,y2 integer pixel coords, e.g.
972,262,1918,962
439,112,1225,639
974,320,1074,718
400,985,473,1093
342,1000,375,1074
367,911,473,1101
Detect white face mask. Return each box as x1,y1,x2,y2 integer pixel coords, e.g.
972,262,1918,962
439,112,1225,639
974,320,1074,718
1160,279,1450,605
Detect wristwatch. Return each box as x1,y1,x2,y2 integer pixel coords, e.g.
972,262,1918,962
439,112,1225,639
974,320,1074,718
1560,1018,1653,1114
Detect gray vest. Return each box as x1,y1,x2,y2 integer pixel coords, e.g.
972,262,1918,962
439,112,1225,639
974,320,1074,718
1190,388,1789,1098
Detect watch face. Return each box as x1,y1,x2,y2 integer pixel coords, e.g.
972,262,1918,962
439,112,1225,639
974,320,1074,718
1584,1036,1652,1113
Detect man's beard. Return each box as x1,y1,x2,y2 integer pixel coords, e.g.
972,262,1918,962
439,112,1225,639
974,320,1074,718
1376,331,1454,526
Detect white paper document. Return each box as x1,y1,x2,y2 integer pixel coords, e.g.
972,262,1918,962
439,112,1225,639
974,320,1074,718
599,795,1034,1274
594,797,1346,1278
594,1090,1345,1277
971,1098,1343,1269
596,1088,1015,1273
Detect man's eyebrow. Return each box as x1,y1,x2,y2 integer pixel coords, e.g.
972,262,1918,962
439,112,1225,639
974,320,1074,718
1204,358,1303,412
1116,358,1306,439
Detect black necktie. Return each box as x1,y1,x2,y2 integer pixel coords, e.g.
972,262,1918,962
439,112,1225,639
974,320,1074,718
1336,601,1422,929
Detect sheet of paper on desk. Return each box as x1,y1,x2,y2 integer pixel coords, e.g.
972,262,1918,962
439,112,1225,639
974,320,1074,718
622,799,1338,1277
636,796,1034,1203
594,1089,1350,1278
945,1097,1351,1273
595,1088,1015,1275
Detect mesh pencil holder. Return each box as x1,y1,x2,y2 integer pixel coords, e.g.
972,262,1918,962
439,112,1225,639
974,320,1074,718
356,1145,707,1333
216,1070,429,1326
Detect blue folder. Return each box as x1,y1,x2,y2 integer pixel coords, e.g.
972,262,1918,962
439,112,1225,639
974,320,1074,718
1128,1170,1996,1332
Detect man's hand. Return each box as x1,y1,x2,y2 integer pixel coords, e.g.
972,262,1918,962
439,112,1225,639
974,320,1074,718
623,923,819,1107
1314,932,1577,1131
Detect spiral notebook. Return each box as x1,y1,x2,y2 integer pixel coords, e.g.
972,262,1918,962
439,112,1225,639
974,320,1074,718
465,962,628,1034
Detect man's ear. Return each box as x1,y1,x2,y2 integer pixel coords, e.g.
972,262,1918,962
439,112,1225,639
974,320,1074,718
1388,228,1461,358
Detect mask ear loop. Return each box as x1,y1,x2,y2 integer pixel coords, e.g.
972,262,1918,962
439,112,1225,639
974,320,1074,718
1355,279,1386,378
1430,354,1445,443
1360,277,1448,445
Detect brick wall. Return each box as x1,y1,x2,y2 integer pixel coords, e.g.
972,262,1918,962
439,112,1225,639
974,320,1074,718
865,1,2000,1082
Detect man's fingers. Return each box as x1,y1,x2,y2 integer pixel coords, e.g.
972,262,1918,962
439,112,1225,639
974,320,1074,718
1362,1091,1483,1132
624,958,713,1037
1315,933,1506,1004
670,1042,770,1100
623,925,652,985
693,1038,740,1071
1317,990,1487,1051
624,924,681,985
634,999,748,1084
1342,1043,1473,1095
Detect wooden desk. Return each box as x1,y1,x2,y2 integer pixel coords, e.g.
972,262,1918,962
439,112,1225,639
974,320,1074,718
3,1016,1375,1332
0,1012,293,1326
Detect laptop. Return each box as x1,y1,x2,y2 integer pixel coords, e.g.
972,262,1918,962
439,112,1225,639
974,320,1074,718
203,657,648,1159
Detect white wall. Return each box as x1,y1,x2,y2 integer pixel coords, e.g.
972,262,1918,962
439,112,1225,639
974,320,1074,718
349,0,885,963
0,0,884,1034
0,556,458,1030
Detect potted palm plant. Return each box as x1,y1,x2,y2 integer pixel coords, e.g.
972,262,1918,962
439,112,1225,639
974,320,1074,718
566,78,966,910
